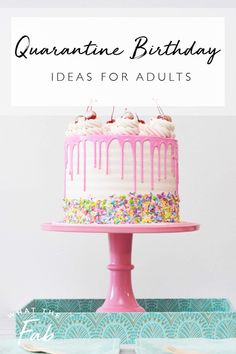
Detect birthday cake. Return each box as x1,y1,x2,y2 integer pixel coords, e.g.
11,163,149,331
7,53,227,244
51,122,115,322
63,107,179,224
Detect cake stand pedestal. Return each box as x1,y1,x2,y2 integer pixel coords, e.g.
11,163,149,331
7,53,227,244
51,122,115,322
42,222,199,313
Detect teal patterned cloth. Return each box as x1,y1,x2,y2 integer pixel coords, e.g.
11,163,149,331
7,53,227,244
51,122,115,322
0,338,120,354
135,338,236,354
16,299,236,344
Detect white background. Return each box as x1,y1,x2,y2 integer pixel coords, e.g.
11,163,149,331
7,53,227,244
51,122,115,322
0,1,236,345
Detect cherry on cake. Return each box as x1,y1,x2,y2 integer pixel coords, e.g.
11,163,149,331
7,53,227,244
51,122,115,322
63,108,179,224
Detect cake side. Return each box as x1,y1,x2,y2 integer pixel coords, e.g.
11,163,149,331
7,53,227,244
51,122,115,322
64,135,179,224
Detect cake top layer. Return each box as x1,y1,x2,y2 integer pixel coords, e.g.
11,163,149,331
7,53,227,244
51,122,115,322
66,107,175,138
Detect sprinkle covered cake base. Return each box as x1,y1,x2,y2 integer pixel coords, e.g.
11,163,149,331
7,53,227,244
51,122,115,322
63,192,180,224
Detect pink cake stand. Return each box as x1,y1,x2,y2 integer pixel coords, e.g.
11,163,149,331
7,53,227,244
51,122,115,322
41,222,199,313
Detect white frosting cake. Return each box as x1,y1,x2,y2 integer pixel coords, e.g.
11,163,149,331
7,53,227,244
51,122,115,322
63,109,179,224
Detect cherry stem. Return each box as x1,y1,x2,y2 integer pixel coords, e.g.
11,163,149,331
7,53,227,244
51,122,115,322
85,98,94,113
111,106,115,119
153,98,164,115
157,105,164,115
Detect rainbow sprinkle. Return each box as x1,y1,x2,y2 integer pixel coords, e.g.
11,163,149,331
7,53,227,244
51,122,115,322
63,192,180,224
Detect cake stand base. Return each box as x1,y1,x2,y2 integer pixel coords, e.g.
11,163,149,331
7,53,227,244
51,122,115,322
42,222,199,313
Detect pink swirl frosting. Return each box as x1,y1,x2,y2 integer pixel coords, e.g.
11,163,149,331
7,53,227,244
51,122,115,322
84,118,103,135
139,122,158,136
147,118,175,138
110,113,139,135
66,115,103,136
66,111,176,138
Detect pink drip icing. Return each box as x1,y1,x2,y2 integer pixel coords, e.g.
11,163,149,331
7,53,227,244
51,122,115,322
132,143,137,193
64,169,67,198
150,143,154,190
140,142,144,183
98,141,102,169
64,143,69,198
83,140,87,191
171,143,175,177
120,142,124,180
69,144,75,180
77,142,80,174
94,141,97,168
64,135,178,194
158,143,161,181
106,142,110,175
175,144,179,193
65,144,69,169
164,143,167,179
